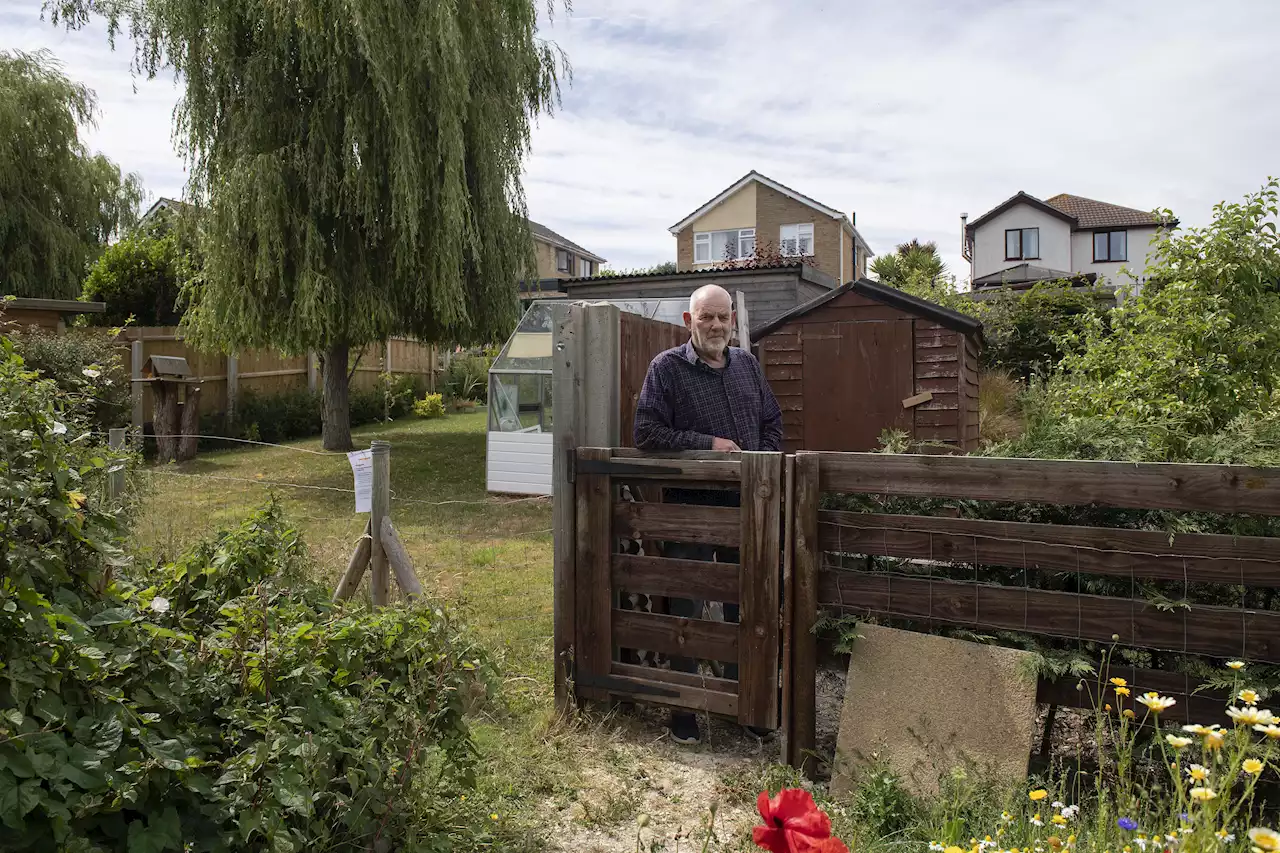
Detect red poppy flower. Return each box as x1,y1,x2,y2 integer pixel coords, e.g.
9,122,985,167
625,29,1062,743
752,789,849,853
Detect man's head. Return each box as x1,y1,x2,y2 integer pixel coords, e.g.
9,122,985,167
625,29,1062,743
684,285,735,362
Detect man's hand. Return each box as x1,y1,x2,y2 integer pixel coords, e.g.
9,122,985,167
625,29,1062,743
711,437,741,452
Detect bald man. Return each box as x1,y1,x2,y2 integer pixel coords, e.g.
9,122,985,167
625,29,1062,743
634,285,782,454
632,284,782,745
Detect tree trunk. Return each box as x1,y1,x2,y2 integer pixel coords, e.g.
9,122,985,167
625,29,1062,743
322,342,354,451
152,381,179,463
177,385,202,462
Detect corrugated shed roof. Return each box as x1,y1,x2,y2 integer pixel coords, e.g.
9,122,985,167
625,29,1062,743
1044,194,1176,229
528,220,606,263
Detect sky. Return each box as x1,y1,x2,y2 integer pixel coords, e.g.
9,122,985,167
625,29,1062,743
7,0,1280,279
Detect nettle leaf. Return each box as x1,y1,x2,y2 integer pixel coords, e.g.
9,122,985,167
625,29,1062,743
87,606,136,626
272,770,312,815
126,807,182,853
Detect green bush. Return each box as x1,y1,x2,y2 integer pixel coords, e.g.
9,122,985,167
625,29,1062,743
979,284,1109,380
10,327,131,430
81,230,186,326
414,392,446,419
231,387,322,445
444,353,490,402
0,345,492,850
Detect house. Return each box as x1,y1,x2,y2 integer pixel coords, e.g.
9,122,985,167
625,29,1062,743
668,171,872,283
520,220,607,300
962,192,1176,290
138,197,195,228
752,279,983,453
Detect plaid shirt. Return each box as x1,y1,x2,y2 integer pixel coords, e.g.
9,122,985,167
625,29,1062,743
633,342,783,452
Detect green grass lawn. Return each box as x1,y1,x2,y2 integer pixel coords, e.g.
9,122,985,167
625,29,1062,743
135,411,553,676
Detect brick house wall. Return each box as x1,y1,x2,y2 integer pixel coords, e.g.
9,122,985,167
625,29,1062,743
755,184,844,279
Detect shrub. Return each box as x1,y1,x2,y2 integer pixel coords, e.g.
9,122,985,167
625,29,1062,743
444,353,490,402
414,393,446,419
10,326,130,430
81,230,186,325
231,387,322,444
0,348,492,850
979,283,1109,380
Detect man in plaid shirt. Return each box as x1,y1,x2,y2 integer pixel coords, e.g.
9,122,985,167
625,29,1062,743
633,284,782,745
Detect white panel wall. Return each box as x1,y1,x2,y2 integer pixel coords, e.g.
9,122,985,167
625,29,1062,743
1071,226,1162,285
487,431,554,496
971,203,1073,280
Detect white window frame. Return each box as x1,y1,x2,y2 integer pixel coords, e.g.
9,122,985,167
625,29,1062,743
693,228,755,264
780,223,814,257
578,257,592,277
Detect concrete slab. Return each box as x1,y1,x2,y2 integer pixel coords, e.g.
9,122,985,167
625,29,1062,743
830,623,1038,798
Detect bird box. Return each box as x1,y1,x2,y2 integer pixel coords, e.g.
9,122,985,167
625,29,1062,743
140,355,191,381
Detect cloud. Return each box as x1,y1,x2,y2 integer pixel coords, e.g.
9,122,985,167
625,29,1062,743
9,0,1280,278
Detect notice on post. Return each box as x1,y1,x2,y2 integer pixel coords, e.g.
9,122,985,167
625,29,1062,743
347,449,372,513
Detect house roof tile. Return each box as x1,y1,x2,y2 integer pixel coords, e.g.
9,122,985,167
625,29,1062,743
528,220,606,263
1043,194,1176,230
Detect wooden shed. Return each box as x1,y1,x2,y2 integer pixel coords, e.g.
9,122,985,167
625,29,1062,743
751,278,984,453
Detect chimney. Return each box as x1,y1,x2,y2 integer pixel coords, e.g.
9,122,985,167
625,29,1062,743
960,213,970,261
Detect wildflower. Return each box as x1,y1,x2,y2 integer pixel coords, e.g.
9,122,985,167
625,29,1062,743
1115,686,1131,697
1105,704,1113,712
1228,661,1247,671
1188,764,1210,782
1240,689,1261,706
1111,677,1128,687
1135,837,1148,851
490,813,498,821
945,848,963,853
753,789,849,853
1032,815,1044,827
67,490,87,509
1029,789,1049,802
1166,735,1193,749
1002,813,1014,824
1244,759,1265,775
1206,729,1226,750
1217,830,1236,843
1048,837,1062,850
638,815,651,828
150,596,171,614
1191,787,1218,802
82,367,101,378
1229,706,1277,726
1123,709,1136,720
1255,724,1280,740
52,421,67,435
930,845,945,852
1053,816,1068,827
1118,818,1139,832
1062,805,1080,820
1251,829,1280,853
1138,692,1176,713
1053,801,1065,809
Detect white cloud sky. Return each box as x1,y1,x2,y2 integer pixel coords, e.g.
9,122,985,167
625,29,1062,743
7,0,1279,278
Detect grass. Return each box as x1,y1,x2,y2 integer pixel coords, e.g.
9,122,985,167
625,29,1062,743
133,412,578,848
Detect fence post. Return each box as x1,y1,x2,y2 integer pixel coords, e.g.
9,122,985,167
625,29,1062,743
108,428,126,500
307,353,319,392
369,440,392,607
580,302,620,447
226,354,239,423
790,451,820,776
130,338,144,431
779,453,796,763
738,451,782,729
552,303,582,711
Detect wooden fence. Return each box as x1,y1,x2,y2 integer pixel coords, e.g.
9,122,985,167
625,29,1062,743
557,447,1280,774
119,327,439,429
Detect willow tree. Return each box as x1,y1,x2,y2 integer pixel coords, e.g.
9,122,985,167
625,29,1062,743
0,49,143,299
50,0,563,449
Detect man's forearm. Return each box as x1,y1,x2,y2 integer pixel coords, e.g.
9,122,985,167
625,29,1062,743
634,421,715,451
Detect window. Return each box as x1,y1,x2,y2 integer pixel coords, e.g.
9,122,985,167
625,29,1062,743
555,248,571,273
1093,230,1127,262
578,257,592,277
693,228,755,264
1004,227,1040,260
780,223,814,256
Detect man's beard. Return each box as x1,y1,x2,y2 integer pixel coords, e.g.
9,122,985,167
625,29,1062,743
694,332,727,359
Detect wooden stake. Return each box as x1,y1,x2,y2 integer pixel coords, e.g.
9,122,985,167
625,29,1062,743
380,517,424,598
333,519,373,602
369,441,392,607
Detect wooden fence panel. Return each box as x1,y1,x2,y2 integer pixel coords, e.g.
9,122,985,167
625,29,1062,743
618,313,688,449
738,452,782,728
818,452,1280,515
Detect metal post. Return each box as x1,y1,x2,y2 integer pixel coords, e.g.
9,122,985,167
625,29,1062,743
108,428,126,500
369,440,392,607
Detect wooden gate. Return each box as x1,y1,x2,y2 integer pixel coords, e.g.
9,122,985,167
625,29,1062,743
571,447,783,729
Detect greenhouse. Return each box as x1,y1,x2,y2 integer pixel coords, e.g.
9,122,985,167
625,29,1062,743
486,298,687,495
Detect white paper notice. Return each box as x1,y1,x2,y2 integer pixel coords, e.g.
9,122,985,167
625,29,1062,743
347,449,373,513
